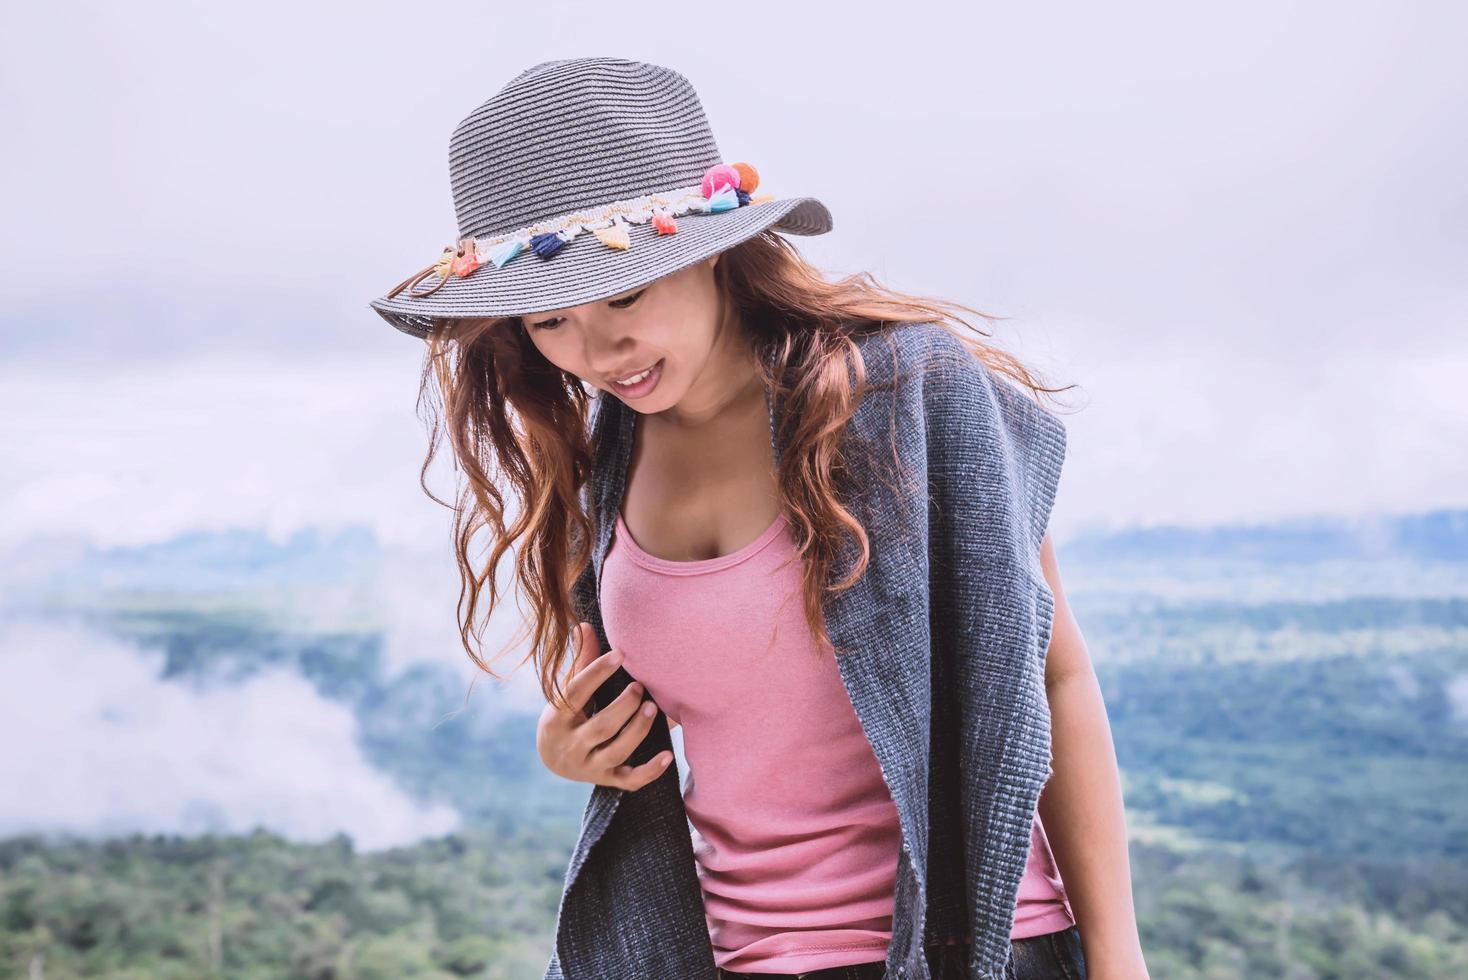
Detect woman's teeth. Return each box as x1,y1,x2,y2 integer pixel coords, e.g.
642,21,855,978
614,366,654,385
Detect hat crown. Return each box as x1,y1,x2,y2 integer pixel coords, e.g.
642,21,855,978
448,58,724,240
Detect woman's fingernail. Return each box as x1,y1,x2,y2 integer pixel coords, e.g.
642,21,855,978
660,754,672,765
642,702,655,716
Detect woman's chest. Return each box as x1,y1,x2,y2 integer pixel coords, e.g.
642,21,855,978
599,509,824,730
618,408,782,564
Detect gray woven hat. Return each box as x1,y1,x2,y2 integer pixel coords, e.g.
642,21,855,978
368,57,834,340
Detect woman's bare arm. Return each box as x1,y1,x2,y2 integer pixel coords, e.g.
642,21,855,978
1035,531,1151,980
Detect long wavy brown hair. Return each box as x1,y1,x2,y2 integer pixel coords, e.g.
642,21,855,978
408,231,1071,713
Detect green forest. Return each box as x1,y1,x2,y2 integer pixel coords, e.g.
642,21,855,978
3,511,1465,978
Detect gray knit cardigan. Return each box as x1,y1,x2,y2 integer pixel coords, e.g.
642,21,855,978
543,320,1068,980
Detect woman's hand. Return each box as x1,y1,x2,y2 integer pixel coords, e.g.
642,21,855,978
536,622,675,790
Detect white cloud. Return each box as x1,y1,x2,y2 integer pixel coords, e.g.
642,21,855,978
0,354,449,552
1449,673,1468,726
0,616,460,852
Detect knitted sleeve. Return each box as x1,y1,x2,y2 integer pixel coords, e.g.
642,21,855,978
921,331,1069,979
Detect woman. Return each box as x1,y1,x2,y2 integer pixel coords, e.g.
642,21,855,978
369,57,1147,980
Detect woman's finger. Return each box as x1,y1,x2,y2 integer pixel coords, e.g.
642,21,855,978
569,621,596,672
560,622,624,719
586,687,662,770
577,679,651,751
607,748,675,791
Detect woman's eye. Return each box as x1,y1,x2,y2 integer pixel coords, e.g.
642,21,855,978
528,290,643,331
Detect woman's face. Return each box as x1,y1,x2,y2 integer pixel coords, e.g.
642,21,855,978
520,253,744,416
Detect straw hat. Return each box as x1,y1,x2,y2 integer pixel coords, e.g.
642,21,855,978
368,57,834,340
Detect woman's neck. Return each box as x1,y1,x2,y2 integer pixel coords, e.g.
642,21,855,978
655,308,764,431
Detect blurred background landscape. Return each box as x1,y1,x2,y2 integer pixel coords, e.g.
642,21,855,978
3,1,1464,978
3,512,1466,977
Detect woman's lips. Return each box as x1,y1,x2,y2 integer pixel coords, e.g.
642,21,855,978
608,358,664,398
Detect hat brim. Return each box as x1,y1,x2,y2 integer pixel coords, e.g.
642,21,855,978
368,196,833,340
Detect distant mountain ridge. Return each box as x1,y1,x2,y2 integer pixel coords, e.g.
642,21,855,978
1063,507,1468,564
8,525,380,598
8,509,1466,606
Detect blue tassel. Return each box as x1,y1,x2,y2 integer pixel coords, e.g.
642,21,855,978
530,232,567,258
486,239,523,268
707,185,739,213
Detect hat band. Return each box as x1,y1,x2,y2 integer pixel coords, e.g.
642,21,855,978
386,161,771,301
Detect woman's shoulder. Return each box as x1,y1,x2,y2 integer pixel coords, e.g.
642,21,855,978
850,320,994,402
854,320,980,370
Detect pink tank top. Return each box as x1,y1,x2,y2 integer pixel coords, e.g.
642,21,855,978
601,507,1075,973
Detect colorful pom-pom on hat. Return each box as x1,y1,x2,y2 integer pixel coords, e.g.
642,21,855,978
732,162,759,193
701,163,742,198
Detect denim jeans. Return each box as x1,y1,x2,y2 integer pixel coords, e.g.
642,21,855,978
714,924,1088,980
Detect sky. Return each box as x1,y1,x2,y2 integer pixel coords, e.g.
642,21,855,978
0,2,1465,847
2,1,1465,551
